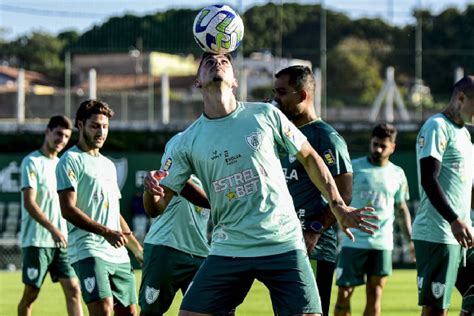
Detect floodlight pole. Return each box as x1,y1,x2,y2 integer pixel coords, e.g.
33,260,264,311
320,0,327,119
65,51,71,117
16,69,25,124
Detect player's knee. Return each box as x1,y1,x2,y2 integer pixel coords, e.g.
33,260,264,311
21,286,40,305
338,286,354,301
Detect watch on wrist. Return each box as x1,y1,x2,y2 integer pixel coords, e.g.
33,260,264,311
307,221,324,233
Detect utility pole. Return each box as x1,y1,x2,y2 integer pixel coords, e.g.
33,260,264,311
320,0,327,119
415,0,423,120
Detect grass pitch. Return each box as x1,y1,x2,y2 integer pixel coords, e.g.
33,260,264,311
0,269,462,315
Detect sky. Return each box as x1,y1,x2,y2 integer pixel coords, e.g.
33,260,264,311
0,0,472,40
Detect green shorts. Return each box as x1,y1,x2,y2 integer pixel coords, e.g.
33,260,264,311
456,248,474,313
180,250,321,315
335,247,392,287
72,256,137,306
22,246,76,289
139,244,206,314
414,240,462,310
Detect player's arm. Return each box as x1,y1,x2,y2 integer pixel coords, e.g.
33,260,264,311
120,215,144,265
420,156,473,248
296,141,377,240
181,179,210,209
58,188,128,248
22,187,67,248
395,200,415,258
143,170,176,217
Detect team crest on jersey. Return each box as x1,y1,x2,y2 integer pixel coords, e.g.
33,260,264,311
145,286,160,304
163,158,173,171
245,132,262,151
417,276,424,289
431,282,445,299
27,267,38,280
289,155,296,163
323,149,336,166
84,277,96,293
418,136,425,148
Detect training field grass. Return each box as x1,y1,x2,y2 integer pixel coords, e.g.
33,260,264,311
0,269,462,315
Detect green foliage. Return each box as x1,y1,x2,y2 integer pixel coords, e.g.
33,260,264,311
327,37,385,105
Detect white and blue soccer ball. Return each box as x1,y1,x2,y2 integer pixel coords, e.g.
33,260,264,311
193,4,244,54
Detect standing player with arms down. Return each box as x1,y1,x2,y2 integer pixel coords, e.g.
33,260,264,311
139,133,211,316
413,76,474,316
56,100,143,316
18,115,83,316
144,52,377,316
274,65,353,316
334,123,414,316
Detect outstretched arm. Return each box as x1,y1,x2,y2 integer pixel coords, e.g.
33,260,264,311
296,141,377,241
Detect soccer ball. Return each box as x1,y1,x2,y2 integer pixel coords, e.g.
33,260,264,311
193,5,244,54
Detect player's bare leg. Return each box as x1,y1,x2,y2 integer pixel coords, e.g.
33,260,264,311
17,285,40,316
364,275,387,316
334,286,355,316
59,277,83,316
87,297,114,316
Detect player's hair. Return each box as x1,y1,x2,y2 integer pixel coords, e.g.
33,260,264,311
275,65,315,96
197,52,233,76
453,75,474,98
47,115,72,130
75,99,114,128
372,123,397,143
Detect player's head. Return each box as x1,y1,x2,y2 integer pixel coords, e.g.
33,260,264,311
75,99,114,150
369,123,397,165
451,75,474,125
195,52,237,90
44,115,72,154
273,65,315,120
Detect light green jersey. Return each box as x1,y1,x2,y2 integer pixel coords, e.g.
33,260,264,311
144,134,210,257
413,113,473,244
56,146,129,264
342,157,409,250
20,150,68,248
160,102,307,257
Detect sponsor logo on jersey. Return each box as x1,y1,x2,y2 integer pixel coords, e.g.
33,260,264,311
213,228,229,242
245,132,262,151
282,168,299,181
27,267,38,280
224,150,242,166
418,136,425,148
431,282,445,299
68,169,75,181
212,168,261,200
323,149,336,166
417,276,424,289
283,125,295,142
163,158,172,171
145,286,160,304
439,140,447,152
28,171,36,182
210,150,222,161
84,277,96,293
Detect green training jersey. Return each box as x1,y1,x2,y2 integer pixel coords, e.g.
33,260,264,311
160,102,307,257
20,150,68,248
144,134,210,257
56,145,129,264
281,119,352,262
413,113,473,244
342,157,409,250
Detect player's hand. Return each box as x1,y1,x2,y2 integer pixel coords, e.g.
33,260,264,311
143,170,169,197
333,205,378,242
103,229,128,248
303,230,321,256
451,218,473,248
50,227,67,248
132,247,144,266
